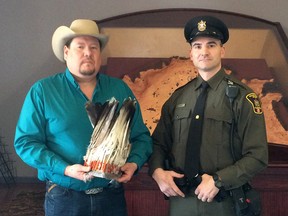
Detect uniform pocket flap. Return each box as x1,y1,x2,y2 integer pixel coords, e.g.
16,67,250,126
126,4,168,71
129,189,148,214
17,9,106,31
206,110,232,123
173,106,191,120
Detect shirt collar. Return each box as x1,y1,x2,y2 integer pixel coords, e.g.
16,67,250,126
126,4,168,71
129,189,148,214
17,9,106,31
195,76,205,90
65,68,78,88
197,68,226,91
64,68,100,89
207,68,226,91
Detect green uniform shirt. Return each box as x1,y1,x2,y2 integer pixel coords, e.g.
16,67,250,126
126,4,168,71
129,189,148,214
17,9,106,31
149,68,268,190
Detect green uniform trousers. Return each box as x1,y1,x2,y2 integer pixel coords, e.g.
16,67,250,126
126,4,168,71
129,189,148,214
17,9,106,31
169,194,236,216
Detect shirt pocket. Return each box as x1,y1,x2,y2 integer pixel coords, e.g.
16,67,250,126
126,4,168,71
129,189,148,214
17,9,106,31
206,110,232,145
204,110,233,170
172,106,191,143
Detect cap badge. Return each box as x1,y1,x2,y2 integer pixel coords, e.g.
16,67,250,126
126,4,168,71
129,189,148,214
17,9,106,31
198,20,206,32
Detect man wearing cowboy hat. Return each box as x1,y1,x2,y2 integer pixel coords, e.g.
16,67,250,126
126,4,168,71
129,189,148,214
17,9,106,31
14,19,152,216
148,15,268,216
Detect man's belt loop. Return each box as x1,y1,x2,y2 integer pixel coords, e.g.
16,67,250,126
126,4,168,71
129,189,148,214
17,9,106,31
47,183,57,193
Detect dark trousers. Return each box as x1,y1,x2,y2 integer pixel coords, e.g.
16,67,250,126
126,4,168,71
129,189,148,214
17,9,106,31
45,181,127,216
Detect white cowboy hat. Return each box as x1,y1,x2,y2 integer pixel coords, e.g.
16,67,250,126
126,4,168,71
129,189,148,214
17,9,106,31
52,19,108,62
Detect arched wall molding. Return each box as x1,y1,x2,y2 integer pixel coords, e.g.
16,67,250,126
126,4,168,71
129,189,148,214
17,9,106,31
97,8,288,52
97,8,288,96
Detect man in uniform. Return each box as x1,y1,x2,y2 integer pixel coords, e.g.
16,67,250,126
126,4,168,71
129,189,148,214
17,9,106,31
148,15,268,216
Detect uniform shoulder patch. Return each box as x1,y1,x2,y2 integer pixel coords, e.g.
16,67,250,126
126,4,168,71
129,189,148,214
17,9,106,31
245,93,262,114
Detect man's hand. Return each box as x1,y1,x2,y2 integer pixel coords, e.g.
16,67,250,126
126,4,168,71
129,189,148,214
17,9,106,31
194,173,219,202
152,168,185,198
117,162,138,183
64,164,91,181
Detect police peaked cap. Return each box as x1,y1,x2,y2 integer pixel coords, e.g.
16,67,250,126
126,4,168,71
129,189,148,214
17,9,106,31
184,15,229,44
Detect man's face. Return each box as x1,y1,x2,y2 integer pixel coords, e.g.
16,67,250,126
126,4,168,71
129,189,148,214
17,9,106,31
64,36,102,80
190,37,225,76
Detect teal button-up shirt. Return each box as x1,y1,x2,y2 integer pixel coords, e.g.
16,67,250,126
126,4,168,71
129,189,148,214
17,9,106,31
14,68,152,191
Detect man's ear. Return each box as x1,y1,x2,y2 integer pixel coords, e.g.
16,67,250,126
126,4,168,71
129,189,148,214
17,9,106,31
189,47,193,60
221,46,226,58
63,46,68,61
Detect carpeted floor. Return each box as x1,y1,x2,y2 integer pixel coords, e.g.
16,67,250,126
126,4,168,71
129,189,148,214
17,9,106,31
0,191,45,216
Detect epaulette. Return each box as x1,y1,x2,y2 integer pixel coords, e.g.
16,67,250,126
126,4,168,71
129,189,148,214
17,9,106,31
224,73,250,91
225,74,263,115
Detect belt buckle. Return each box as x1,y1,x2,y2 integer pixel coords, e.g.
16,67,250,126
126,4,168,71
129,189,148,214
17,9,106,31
85,187,103,194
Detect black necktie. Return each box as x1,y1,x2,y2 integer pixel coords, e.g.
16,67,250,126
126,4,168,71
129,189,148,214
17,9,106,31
184,81,209,180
